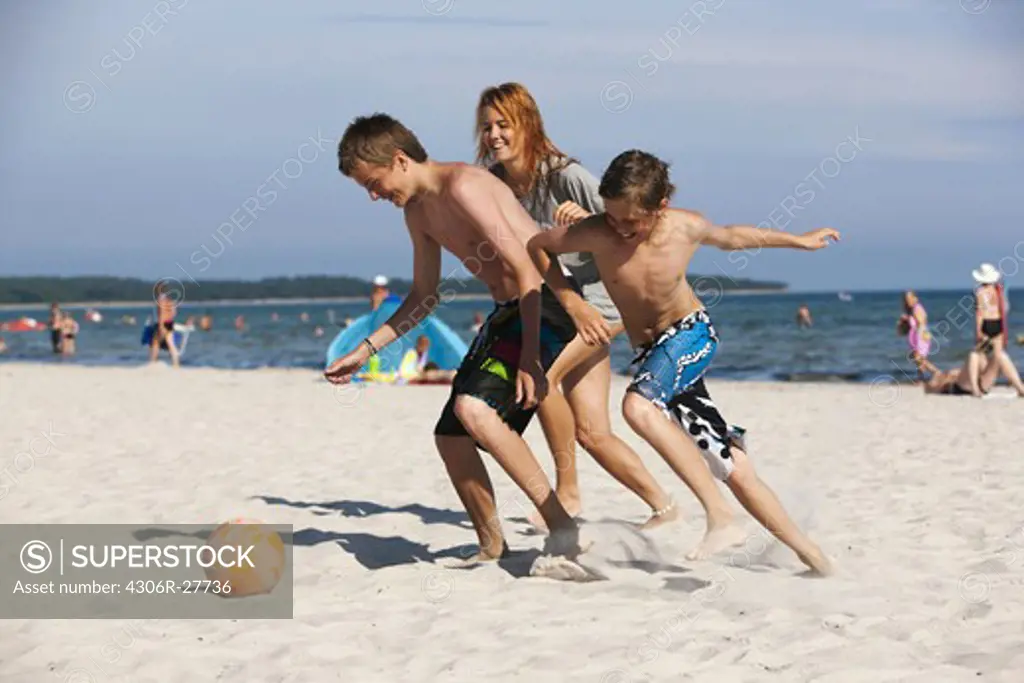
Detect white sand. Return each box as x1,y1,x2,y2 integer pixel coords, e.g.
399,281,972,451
1,363,1021,682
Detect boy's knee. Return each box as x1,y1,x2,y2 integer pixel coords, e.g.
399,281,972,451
452,395,493,435
723,448,754,488
575,421,609,453
621,391,654,428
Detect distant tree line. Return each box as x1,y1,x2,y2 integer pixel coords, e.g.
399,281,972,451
0,274,786,305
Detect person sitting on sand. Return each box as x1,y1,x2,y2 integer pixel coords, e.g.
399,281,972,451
399,336,457,384
399,335,431,378
923,350,1008,397
968,263,1024,397
796,304,813,328
528,149,835,574
60,312,79,357
897,290,939,380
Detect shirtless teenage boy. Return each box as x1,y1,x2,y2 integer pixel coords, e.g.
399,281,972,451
528,150,834,574
326,113,583,563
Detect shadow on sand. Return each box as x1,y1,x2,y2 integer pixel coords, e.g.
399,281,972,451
291,528,541,577
254,495,472,529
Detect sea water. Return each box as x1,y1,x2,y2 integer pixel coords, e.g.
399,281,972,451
2,290,1019,384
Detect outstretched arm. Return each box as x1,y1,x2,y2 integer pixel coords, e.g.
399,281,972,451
527,218,605,296
526,220,591,304
527,218,613,345
328,209,441,380
694,214,840,252
364,211,443,355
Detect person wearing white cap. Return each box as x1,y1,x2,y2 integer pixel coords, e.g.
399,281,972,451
370,274,389,311
967,262,1024,397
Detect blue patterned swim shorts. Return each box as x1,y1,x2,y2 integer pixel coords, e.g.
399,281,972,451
627,309,738,480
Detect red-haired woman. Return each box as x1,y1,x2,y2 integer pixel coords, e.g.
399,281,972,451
475,82,676,529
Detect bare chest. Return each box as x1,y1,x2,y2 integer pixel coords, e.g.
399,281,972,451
598,240,691,303
417,203,491,265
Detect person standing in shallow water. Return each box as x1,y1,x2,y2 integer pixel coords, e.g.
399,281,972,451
528,149,835,574
476,82,678,531
48,302,63,353
796,304,813,328
60,312,79,357
149,281,181,368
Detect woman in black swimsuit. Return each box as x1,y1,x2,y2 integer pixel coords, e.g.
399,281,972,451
968,263,1024,397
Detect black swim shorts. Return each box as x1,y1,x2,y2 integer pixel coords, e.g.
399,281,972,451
434,285,577,438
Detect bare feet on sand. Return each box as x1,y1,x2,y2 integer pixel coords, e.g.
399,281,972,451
683,522,836,577
685,521,747,561
529,526,604,581
445,542,510,568
529,555,605,581
639,499,680,531
797,548,835,577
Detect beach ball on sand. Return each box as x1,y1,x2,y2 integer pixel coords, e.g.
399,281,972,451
203,518,285,597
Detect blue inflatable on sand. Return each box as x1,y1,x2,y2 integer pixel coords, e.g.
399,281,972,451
325,295,469,382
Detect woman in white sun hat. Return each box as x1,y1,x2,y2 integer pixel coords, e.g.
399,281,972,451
968,262,1024,397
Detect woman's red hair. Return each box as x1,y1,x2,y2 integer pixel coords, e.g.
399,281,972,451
475,82,568,195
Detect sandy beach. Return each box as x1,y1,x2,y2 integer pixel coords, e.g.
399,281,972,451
1,363,1021,682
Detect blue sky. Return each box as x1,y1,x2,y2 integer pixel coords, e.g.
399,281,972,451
1,0,1022,291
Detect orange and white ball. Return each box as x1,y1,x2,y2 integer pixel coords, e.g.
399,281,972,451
203,518,285,597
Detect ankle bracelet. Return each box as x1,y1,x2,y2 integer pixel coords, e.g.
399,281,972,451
651,499,676,517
